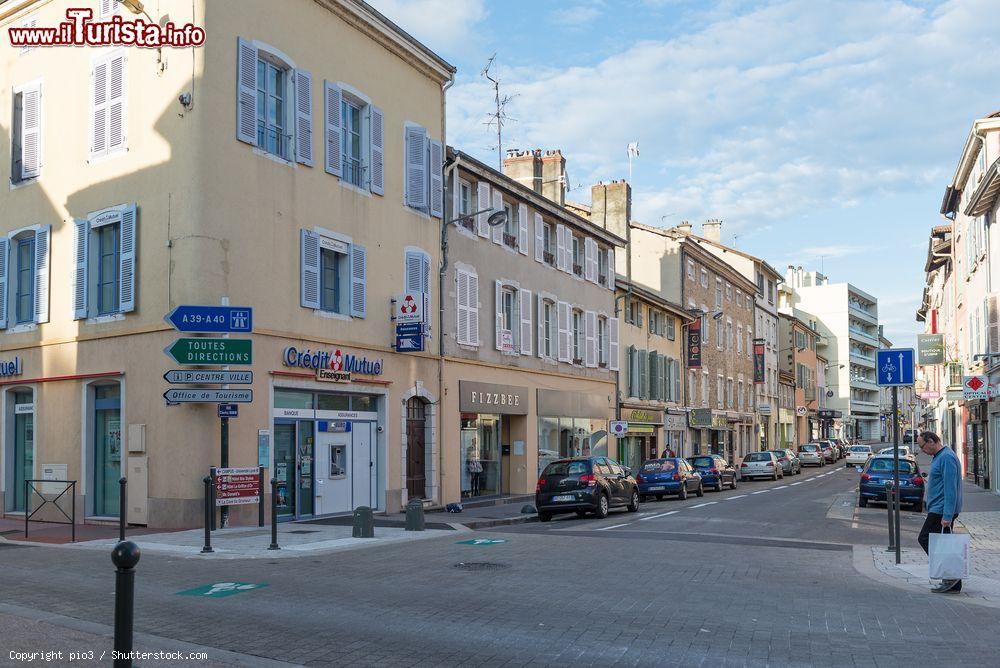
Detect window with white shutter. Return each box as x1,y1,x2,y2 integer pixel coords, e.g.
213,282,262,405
476,182,491,237
557,300,570,362
585,310,597,368
12,80,42,182
455,266,480,347
556,224,567,271
519,288,532,355
91,50,127,159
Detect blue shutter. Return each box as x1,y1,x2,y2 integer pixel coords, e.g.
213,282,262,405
236,37,257,145
369,105,384,195
300,230,320,309
118,204,136,313
429,139,443,218
404,125,427,209
350,244,366,318
294,69,313,166
323,81,342,177
0,237,8,329
73,219,89,320
34,225,50,323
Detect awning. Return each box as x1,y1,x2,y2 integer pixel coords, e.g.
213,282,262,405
965,158,1000,217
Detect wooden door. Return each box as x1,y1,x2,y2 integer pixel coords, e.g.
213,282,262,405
406,398,426,499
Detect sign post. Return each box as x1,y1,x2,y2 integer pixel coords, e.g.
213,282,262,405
876,347,914,566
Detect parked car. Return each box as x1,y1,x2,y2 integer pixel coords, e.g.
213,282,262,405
797,443,826,467
878,445,912,458
858,455,925,510
820,441,837,463
845,445,873,467
903,429,918,444
536,457,640,521
834,438,851,458
740,451,783,481
687,454,738,492
636,458,704,500
771,449,802,475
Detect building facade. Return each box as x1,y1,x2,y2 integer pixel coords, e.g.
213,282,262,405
778,313,820,445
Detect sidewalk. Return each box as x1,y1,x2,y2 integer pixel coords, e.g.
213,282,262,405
428,495,537,528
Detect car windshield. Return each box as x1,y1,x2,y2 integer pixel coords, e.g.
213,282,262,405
800,444,819,452
689,457,714,467
641,459,677,473
867,459,916,473
850,446,870,452
745,452,771,462
543,461,590,476
772,450,787,457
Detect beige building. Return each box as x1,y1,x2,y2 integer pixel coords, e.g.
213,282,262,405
778,313,820,445
1,0,455,527
436,148,623,503
778,369,795,447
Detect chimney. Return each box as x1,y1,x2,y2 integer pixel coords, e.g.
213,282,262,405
540,150,566,206
590,180,631,241
675,221,692,234
502,149,542,195
703,219,722,242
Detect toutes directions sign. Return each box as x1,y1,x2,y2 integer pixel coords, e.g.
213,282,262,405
166,338,252,365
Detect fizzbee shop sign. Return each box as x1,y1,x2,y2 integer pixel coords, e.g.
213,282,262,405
283,346,384,383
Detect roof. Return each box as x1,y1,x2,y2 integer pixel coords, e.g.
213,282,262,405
615,278,697,321
345,0,455,81
682,232,784,281
778,311,820,336
964,156,1000,218
630,223,758,293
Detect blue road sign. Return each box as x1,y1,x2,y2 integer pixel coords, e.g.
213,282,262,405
218,404,239,418
395,322,424,336
166,305,253,333
876,348,915,386
395,334,424,352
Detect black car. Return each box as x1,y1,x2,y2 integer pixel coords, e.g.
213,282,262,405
535,457,640,522
686,454,738,492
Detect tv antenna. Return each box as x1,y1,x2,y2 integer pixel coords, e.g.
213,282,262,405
482,54,516,171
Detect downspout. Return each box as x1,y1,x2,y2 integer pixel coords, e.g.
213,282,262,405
437,75,454,508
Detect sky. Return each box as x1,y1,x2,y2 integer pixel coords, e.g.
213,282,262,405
370,0,1000,349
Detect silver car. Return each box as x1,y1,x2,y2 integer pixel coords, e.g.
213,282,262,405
740,451,783,480
771,449,802,475
797,443,826,467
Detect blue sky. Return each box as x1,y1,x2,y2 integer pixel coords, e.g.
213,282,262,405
371,0,1000,348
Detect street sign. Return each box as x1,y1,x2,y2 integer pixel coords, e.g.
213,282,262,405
395,322,424,336
214,467,260,505
165,338,252,365
163,388,253,404
393,293,425,324
177,582,267,598
166,305,253,333
163,370,253,384
876,348,915,386
917,334,945,365
609,420,628,437
963,376,991,400
395,333,425,352
218,404,239,418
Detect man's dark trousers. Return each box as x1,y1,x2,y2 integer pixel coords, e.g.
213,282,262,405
918,512,962,591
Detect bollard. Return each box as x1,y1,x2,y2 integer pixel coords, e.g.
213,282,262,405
111,540,140,668
201,476,214,554
405,499,425,532
885,481,896,552
118,477,128,542
268,478,280,550
353,506,375,538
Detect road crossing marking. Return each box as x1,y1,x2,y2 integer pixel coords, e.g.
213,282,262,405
639,510,679,521
689,502,718,508
596,523,631,531
725,494,747,500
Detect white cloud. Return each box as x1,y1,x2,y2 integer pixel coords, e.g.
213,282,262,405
551,2,604,28
368,0,487,52
799,245,869,260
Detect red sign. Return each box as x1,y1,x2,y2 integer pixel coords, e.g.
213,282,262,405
214,467,261,506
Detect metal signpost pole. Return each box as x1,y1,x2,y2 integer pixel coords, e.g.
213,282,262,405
220,417,229,528
892,385,901,565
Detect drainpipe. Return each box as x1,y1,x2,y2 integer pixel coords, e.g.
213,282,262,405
435,76,454,508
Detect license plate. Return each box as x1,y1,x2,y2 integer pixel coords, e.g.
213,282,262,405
647,486,665,491
552,494,574,502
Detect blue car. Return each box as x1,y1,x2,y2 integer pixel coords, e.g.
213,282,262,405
858,455,925,510
635,458,703,501
686,454,738,492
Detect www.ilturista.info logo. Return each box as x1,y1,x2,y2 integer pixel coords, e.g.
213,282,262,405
8,8,205,49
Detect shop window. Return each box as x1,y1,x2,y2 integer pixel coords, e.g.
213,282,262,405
537,416,608,475
4,389,34,513
461,414,499,498
351,395,376,412
275,390,314,409
317,393,349,411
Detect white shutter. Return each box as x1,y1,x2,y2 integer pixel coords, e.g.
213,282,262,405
605,247,615,289
20,83,41,180
73,219,89,320
518,203,528,255
491,189,503,245
236,38,258,145
557,300,570,362
519,288,532,355
495,280,504,351
99,0,115,18
350,244,366,317
584,238,596,282
451,173,461,221
91,58,108,155
369,105,384,195
404,250,423,293
0,238,7,329
556,224,567,271
300,230,320,309
585,310,597,368
534,213,544,263
34,225,50,324
294,69,313,166
323,81,342,177
429,139,444,218
537,295,545,358
106,52,126,154
456,270,470,345
477,182,491,237
405,125,427,209
609,317,620,371
118,204,136,313
468,271,480,346
989,294,999,355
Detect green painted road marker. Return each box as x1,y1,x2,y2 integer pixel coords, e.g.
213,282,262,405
456,538,507,546
176,582,267,598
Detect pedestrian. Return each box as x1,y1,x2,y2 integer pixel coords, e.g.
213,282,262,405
915,431,964,593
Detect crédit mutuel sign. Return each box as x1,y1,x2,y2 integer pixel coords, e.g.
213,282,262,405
283,346,384,384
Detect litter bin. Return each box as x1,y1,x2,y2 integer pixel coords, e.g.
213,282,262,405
352,506,375,538
405,499,425,531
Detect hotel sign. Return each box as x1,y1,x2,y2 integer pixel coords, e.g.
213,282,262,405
687,318,702,368
459,381,528,415
753,339,765,384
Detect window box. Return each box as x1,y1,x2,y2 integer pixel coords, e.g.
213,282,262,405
573,357,584,365
573,264,583,277
503,233,518,249
543,251,555,265
598,272,608,285
598,361,608,369
460,218,475,233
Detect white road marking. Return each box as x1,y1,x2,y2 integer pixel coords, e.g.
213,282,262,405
790,481,803,486
751,490,770,495
775,485,788,489
725,494,747,500
689,502,718,508
639,510,679,521
595,523,631,531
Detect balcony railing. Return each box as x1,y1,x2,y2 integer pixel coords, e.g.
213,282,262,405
848,303,877,322
848,327,878,344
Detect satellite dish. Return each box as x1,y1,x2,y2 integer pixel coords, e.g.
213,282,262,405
487,210,508,227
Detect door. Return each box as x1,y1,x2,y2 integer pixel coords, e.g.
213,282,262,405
273,422,297,517
405,398,426,499
602,458,625,504
94,385,121,517
11,391,33,512
351,422,374,509
297,422,315,517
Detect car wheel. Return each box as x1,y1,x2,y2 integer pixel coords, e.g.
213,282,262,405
716,480,725,492
678,485,688,500
627,491,640,512
858,497,868,508
696,483,705,498
538,512,553,522
656,494,664,501
594,493,610,519
772,471,779,481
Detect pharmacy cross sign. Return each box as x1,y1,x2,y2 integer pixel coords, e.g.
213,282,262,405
876,348,915,387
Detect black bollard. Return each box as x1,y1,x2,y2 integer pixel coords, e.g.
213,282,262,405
111,540,140,668
885,481,896,552
405,499,425,531
268,478,280,550
258,467,265,528
201,476,213,554
118,477,127,542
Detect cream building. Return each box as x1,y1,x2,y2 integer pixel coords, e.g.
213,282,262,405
1,0,455,527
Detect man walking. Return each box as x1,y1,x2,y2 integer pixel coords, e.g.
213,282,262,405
915,431,964,593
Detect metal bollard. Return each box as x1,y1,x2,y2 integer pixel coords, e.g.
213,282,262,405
201,476,214,554
111,540,140,668
885,481,896,552
405,499,425,532
118,477,128,542
353,506,375,538
268,479,280,550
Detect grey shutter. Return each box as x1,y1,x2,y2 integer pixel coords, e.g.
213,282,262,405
236,38,257,145
20,83,41,180
585,310,597,368
494,280,503,351
107,52,126,153
404,125,427,209
605,247,615,289
118,204,136,312
91,58,108,155
557,300,570,362
73,219,89,319
350,244,366,317
0,238,7,329
639,350,649,399
534,213,544,263
294,69,313,166
34,225,50,324
429,139,443,218
519,288,532,355
556,224,567,270
369,105,384,195
300,230,320,309
537,295,545,358
518,203,528,255
323,81,342,177
477,182,491,236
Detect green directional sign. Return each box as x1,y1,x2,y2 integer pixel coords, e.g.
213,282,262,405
165,338,252,365
456,538,507,546
177,582,267,598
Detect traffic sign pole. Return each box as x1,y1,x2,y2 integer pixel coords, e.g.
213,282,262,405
892,385,900,565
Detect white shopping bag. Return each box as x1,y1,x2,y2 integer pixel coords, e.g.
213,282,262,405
929,530,970,580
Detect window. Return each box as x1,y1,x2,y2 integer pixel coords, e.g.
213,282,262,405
257,58,289,159
689,370,697,402
727,378,734,408
726,320,733,350
725,282,732,301
717,374,724,409
716,317,723,349
319,248,341,313
738,380,744,410
737,325,743,354
627,300,643,327
597,247,609,285
572,236,582,276
300,229,365,317
702,370,709,407
666,316,676,341
542,223,555,265
11,81,41,183
502,288,516,337
14,237,34,324
687,260,695,280
459,179,472,215
746,295,752,310
768,279,775,304
91,50,126,159
598,316,609,367
572,309,583,362
715,278,723,308
756,271,764,295
341,98,363,186
736,289,742,304
73,205,135,321
700,268,708,288
542,299,555,358
96,223,119,315
502,203,517,249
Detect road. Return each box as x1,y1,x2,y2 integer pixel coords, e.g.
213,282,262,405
3,456,1000,667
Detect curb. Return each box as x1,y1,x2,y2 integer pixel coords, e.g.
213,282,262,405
456,514,538,530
